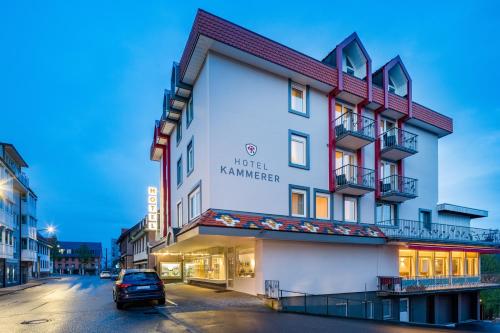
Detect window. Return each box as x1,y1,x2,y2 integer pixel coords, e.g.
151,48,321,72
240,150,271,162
344,196,357,222
388,77,396,93
186,97,194,127
345,56,355,75
186,139,194,176
290,186,309,217
176,201,183,227
315,191,331,220
382,299,392,319
380,119,395,135
176,115,182,144
289,130,310,169
177,157,183,186
376,202,396,223
188,184,201,220
419,209,432,229
237,248,255,278
288,80,309,117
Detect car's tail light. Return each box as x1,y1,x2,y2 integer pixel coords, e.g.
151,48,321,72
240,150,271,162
117,283,132,289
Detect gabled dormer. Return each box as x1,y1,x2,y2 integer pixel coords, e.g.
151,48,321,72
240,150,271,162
322,32,372,104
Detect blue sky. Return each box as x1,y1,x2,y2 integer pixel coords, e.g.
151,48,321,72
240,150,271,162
1,1,499,251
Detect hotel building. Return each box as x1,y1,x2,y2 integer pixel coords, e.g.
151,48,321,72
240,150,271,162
0,143,39,287
149,10,500,325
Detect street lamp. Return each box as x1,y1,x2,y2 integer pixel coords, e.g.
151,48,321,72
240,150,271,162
39,225,56,235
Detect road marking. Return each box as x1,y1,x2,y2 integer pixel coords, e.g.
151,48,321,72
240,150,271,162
166,299,178,306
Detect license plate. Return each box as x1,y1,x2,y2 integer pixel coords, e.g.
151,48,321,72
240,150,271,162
136,286,150,290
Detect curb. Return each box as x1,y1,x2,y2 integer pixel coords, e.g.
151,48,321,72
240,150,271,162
0,282,46,297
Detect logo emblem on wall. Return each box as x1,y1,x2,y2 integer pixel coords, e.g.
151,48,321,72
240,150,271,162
245,143,257,156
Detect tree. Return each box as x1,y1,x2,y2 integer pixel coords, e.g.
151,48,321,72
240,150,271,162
77,245,92,275
480,254,500,319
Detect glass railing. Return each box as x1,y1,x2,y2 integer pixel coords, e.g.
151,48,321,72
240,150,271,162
376,219,500,245
379,175,417,197
334,112,375,139
335,164,375,189
378,275,490,293
380,127,418,152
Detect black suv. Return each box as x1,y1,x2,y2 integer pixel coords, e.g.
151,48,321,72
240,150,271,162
113,269,165,309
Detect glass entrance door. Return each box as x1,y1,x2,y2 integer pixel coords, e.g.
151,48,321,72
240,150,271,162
399,298,409,322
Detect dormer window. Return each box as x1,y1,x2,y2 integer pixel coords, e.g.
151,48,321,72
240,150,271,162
388,77,396,94
388,63,409,97
345,56,355,76
342,40,368,79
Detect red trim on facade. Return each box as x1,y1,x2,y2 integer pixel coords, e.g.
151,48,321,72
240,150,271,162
374,109,382,199
328,92,336,192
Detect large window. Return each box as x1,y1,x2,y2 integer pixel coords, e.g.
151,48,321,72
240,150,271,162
176,157,183,186
187,138,194,176
289,80,308,117
237,248,255,278
315,191,331,220
176,200,183,227
344,196,357,222
289,130,310,169
186,97,194,127
290,186,309,217
188,184,201,220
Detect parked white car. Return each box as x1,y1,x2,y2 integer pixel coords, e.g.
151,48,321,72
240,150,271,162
100,271,111,279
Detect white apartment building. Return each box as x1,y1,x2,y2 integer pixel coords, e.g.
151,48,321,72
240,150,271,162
149,10,500,325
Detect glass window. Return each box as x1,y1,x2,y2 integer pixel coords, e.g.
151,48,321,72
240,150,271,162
466,252,478,276
188,185,201,220
177,157,182,186
187,140,194,175
344,197,357,222
376,203,396,224
434,251,450,277
290,133,308,167
388,77,396,93
345,56,355,75
419,210,432,229
176,115,182,144
418,251,433,277
237,248,255,278
176,201,183,227
290,82,306,114
291,188,307,217
382,299,392,319
452,251,465,276
315,193,330,220
160,262,182,279
186,97,194,127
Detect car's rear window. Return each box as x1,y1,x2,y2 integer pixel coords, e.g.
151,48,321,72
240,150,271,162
123,272,159,283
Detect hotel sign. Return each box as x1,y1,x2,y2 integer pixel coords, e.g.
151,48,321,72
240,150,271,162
147,186,158,230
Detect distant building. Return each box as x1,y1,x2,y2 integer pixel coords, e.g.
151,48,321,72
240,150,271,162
54,241,102,275
110,238,119,269
116,217,156,270
0,142,38,288
36,233,52,277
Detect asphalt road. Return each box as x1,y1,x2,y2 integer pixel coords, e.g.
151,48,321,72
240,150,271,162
0,276,499,333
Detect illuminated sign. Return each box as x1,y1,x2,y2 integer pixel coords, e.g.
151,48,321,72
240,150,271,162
147,186,158,230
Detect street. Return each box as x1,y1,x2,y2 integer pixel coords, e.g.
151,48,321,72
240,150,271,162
0,276,499,333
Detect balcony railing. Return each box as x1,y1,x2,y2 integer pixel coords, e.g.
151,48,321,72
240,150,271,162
335,164,375,194
334,112,375,150
379,175,417,201
378,274,499,294
376,219,500,245
380,128,418,161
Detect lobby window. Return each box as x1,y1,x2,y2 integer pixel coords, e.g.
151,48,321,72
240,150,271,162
343,196,357,222
187,138,194,176
451,251,465,276
434,251,450,277
466,252,479,276
289,130,310,169
418,251,433,277
177,157,183,186
186,97,194,128
376,202,396,224
176,115,182,144
315,191,331,220
237,248,255,278
176,200,183,227
288,80,309,117
188,184,201,221
290,186,309,218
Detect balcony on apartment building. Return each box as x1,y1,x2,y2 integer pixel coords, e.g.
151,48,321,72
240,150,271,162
376,219,500,246
335,164,375,195
380,127,418,161
379,175,418,202
0,244,14,258
21,249,37,262
335,111,375,151
377,274,500,295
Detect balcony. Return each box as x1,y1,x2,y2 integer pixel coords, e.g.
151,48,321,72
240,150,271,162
379,175,417,202
380,128,418,161
377,274,500,295
0,244,14,258
334,112,375,150
21,249,37,262
335,164,375,195
376,219,500,246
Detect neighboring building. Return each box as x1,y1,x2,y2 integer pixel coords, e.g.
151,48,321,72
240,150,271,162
110,238,120,269
116,217,156,270
53,241,102,275
0,142,38,287
36,233,52,277
148,10,500,325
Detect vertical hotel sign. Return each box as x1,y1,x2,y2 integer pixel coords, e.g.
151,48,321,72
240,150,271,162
147,186,158,230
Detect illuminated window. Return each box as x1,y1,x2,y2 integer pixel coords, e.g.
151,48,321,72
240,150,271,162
289,81,308,116
434,251,450,277
452,251,465,276
289,131,309,169
466,252,478,276
344,197,357,222
237,248,255,278
315,192,330,220
291,187,308,217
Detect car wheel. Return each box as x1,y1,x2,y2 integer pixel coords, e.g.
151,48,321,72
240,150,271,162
157,298,166,305
116,302,124,310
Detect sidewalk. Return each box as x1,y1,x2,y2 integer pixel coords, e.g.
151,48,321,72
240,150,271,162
0,276,61,297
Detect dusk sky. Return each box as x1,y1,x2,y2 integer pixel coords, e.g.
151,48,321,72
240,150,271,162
1,1,499,252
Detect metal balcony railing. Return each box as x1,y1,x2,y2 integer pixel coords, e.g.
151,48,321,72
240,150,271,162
334,111,375,140
376,219,500,245
335,164,375,189
378,274,498,293
379,175,417,197
380,127,418,152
